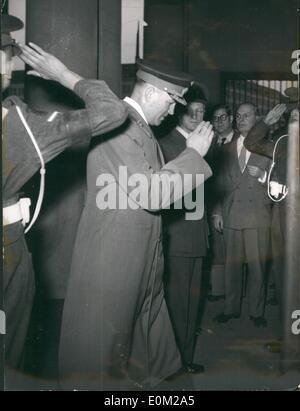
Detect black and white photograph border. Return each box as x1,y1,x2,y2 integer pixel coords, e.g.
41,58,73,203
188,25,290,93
1,0,300,392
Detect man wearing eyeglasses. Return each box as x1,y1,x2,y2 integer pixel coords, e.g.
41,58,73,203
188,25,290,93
213,104,272,328
212,105,234,146
207,105,236,302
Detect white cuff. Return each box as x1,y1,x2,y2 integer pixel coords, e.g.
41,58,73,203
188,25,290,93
258,171,267,184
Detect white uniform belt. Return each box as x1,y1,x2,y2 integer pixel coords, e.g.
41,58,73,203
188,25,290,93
3,198,31,227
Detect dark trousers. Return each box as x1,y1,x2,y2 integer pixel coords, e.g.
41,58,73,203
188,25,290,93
223,228,270,317
209,226,226,296
165,256,203,365
4,238,35,371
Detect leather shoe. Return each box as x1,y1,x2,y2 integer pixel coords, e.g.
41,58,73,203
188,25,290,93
250,316,267,328
264,340,281,354
184,363,205,374
213,312,240,323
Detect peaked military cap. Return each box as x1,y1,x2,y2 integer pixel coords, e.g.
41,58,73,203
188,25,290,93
136,59,193,105
1,14,23,55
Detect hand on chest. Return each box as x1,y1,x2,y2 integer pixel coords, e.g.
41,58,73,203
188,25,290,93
227,149,268,185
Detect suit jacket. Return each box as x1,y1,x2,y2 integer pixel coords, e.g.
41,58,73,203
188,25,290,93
159,128,209,257
214,133,273,230
206,131,239,214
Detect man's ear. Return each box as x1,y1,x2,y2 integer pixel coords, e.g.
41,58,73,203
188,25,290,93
144,85,155,102
229,115,234,124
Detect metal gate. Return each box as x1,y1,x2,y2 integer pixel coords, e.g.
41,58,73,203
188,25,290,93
221,72,298,132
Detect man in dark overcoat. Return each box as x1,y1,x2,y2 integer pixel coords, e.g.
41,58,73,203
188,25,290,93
59,61,214,390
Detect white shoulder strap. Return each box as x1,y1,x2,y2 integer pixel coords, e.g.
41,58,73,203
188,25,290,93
15,105,46,233
267,134,288,203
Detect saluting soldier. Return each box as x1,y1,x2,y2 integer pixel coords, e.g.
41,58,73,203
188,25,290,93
59,60,214,390
2,13,127,376
244,100,298,240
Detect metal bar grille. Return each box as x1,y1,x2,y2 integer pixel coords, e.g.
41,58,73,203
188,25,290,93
223,73,298,134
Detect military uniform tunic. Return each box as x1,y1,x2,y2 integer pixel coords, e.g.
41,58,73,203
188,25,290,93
2,80,127,369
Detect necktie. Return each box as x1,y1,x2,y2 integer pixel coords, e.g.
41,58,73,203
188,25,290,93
221,137,226,145
238,144,247,173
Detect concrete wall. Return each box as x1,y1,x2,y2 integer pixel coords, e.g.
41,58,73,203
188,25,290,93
144,0,299,104
144,0,186,70
122,0,145,63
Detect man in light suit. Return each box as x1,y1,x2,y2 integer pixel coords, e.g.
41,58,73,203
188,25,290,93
213,104,273,327
159,85,209,374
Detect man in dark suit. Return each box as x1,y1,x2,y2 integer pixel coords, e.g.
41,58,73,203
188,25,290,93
159,85,209,373
207,105,235,301
213,104,273,327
